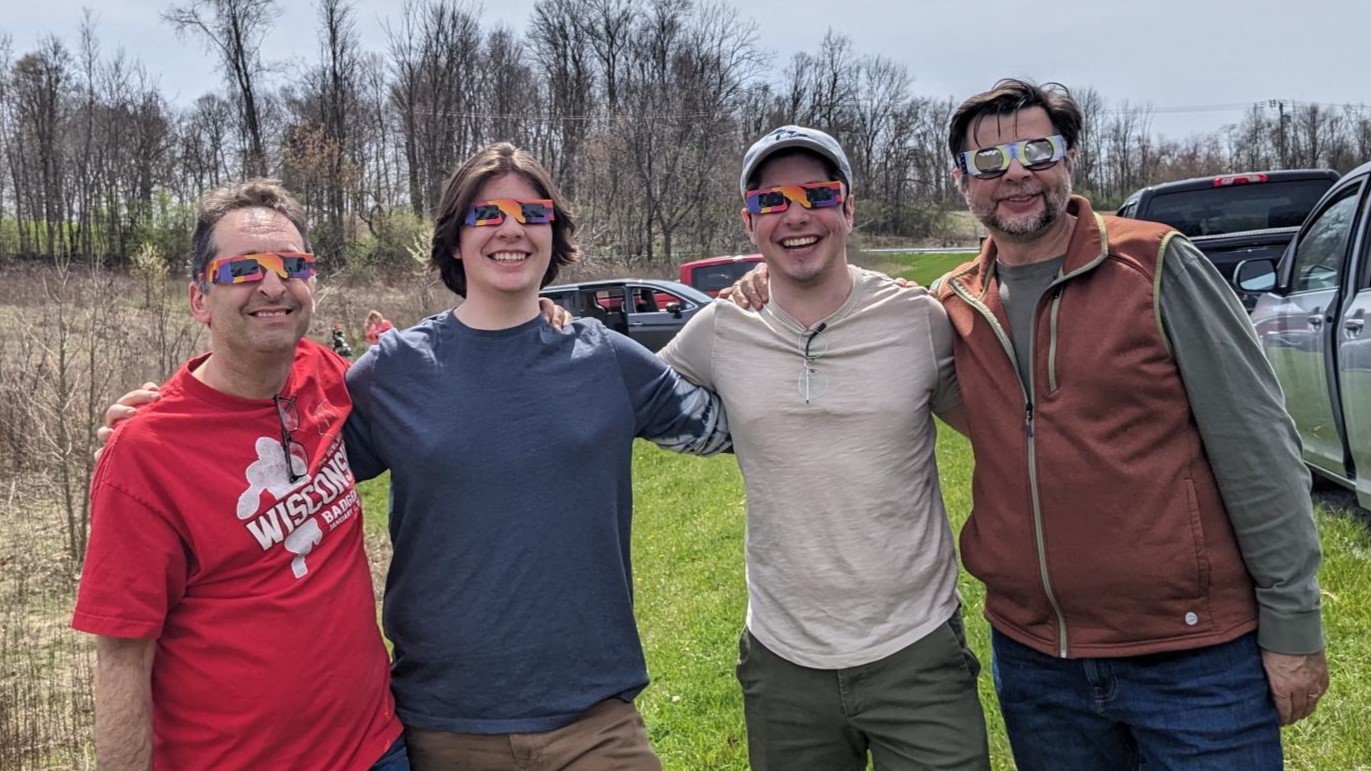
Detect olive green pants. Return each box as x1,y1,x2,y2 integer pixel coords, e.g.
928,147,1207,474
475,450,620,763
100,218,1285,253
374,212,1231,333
736,611,991,771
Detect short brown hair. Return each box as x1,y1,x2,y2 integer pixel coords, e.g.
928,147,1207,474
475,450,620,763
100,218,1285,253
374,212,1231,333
430,143,578,298
948,79,1083,159
190,178,310,282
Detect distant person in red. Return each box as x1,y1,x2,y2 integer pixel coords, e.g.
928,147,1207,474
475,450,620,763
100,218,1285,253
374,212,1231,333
366,310,395,347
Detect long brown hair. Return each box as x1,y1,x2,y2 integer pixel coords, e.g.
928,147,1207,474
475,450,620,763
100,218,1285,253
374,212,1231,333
429,143,579,297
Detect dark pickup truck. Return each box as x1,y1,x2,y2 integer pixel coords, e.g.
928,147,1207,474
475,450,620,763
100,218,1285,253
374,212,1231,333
1118,169,1340,309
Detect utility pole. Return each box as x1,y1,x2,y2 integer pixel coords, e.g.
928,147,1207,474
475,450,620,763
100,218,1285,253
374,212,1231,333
1269,99,1289,168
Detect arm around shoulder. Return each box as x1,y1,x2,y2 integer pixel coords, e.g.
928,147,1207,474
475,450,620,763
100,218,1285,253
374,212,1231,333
93,635,156,771
924,297,967,435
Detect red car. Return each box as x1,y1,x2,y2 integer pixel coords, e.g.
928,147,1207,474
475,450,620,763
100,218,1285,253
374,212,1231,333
678,254,764,297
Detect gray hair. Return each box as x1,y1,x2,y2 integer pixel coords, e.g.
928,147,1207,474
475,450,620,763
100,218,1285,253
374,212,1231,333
189,178,310,283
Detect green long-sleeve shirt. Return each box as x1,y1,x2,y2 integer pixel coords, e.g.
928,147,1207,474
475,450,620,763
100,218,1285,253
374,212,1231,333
995,236,1322,655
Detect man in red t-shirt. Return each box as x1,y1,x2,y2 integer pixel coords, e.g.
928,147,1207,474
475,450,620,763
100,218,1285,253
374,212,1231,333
72,180,405,770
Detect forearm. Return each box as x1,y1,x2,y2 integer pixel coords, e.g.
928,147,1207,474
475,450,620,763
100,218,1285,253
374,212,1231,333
647,387,732,456
93,636,156,771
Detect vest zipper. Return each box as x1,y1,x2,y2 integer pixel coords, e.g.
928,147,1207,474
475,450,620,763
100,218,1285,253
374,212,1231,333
950,277,1070,657
1048,287,1063,392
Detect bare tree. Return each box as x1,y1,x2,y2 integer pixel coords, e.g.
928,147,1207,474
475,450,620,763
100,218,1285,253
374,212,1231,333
528,0,596,188
163,0,277,177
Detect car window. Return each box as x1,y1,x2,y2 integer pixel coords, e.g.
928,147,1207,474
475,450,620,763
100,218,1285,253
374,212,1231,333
544,291,577,313
1144,179,1336,237
652,289,693,310
1290,187,1361,293
629,287,657,313
594,288,626,311
688,261,761,293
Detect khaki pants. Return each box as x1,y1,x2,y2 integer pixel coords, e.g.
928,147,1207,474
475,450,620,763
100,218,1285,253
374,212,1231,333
736,610,991,771
403,698,662,771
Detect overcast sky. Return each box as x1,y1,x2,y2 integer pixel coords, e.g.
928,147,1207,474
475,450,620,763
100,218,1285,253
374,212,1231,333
6,0,1368,141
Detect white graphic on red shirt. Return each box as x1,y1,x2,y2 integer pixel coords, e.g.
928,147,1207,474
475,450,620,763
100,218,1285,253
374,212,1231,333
311,399,341,435
240,436,359,580
284,519,323,578
236,436,308,520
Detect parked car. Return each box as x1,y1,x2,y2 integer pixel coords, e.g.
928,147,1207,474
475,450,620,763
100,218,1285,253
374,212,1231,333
1118,169,1340,310
1233,162,1371,508
540,278,713,352
678,254,764,297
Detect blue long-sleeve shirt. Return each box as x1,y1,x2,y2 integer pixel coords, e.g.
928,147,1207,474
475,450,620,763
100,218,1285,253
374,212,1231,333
344,311,728,733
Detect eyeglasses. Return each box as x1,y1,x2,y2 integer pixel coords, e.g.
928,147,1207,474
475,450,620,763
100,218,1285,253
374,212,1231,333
273,394,307,484
464,199,556,227
204,252,316,285
745,181,846,215
797,325,829,403
956,135,1067,179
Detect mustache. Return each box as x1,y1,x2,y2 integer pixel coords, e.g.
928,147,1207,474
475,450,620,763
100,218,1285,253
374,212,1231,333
995,185,1043,200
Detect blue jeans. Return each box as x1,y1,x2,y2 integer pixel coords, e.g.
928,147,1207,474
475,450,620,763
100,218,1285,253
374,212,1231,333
370,736,411,771
991,630,1281,771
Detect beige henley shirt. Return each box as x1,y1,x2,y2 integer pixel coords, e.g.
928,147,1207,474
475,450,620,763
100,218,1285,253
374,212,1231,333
659,265,965,668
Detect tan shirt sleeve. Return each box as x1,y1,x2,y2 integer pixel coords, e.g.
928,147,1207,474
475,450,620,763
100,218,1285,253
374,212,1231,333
923,296,967,435
658,299,719,390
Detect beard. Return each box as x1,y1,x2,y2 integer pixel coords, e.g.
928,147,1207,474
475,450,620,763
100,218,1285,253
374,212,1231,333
963,174,1073,244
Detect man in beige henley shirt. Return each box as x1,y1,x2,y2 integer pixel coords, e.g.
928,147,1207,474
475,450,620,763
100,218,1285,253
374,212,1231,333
659,126,989,771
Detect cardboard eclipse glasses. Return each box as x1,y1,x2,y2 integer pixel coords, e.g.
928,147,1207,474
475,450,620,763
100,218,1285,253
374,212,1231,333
465,199,556,227
957,135,1068,179
744,180,846,215
204,252,316,285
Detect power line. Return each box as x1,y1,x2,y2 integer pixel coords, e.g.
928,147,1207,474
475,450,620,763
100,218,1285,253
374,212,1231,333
1101,100,1371,117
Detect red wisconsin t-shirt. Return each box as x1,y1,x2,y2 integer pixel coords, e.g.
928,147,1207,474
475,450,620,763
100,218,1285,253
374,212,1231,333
73,340,400,771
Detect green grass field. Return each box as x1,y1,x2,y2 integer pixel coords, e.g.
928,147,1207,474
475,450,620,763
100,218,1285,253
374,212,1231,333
861,250,979,288
357,427,1371,770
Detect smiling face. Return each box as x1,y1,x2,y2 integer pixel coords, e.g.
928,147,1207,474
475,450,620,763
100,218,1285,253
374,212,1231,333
455,172,554,302
743,152,854,289
190,206,315,360
955,106,1075,244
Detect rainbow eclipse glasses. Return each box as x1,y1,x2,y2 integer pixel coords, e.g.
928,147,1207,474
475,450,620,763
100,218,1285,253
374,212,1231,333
744,180,845,215
465,199,556,227
956,134,1068,179
204,252,316,285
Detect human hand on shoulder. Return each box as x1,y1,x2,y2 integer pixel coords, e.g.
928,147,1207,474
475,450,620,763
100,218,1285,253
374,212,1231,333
538,296,573,330
1262,648,1329,725
94,383,161,462
720,263,771,310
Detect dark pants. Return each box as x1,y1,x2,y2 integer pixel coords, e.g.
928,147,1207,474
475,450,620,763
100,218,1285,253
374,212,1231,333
371,736,411,771
402,698,661,771
736,612,991,771
991,630,1282,770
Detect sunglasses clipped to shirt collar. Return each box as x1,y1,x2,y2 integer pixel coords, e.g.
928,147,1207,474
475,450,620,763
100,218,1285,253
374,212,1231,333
464,199,556,227
744,180,846,215
204,252,316,285
956,134,1068,179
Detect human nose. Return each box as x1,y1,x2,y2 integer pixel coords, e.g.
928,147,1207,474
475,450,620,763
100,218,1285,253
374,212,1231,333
1001,157,1034,182
255,269,288,297
494,213,526,238
779,198,810,226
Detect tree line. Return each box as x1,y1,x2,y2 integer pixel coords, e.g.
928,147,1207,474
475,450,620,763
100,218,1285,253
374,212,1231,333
3,0,1371,270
